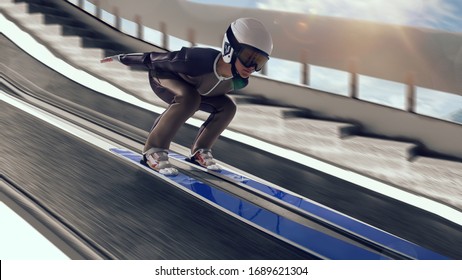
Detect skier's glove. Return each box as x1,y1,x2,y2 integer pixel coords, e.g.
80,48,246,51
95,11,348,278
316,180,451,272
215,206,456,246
100,54,121,63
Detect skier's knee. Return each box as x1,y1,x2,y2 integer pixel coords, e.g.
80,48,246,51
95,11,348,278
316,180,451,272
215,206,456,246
222,98,237,120
175,92,201,113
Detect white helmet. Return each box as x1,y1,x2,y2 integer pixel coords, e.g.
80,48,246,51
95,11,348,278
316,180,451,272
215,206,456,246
222,18,273,71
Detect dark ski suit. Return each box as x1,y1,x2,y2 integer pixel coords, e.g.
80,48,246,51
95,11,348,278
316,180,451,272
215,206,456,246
118,47,248,153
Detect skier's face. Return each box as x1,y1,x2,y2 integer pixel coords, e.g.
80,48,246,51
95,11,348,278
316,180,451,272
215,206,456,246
236,46,269,71
235,59,255,78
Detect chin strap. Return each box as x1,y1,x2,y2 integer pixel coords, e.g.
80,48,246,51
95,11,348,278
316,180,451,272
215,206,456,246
231,62,240,77
230,56,244,78
230,58,249,90
227,55,249,89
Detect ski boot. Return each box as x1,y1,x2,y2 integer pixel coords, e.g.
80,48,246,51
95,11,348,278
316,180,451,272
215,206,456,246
141,148,178,176
188,148,222,171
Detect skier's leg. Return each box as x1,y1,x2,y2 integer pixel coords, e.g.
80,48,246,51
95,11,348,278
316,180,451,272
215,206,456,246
188,95,236,170
145,76,201,152
191,94,236,153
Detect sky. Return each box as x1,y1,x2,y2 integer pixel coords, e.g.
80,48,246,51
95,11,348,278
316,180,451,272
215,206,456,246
191,0,462,33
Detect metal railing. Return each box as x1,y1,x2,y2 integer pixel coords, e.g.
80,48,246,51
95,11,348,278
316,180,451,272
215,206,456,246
69,0,462,125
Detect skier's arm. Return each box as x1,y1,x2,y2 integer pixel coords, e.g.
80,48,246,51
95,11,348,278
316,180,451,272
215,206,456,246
100,53,149,66
143,47,215,76
100,48,215,75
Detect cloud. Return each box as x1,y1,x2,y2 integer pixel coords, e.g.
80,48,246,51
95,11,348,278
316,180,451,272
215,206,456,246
256,0,461,31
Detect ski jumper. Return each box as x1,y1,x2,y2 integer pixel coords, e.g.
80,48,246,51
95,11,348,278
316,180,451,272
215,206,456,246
118,47,249,153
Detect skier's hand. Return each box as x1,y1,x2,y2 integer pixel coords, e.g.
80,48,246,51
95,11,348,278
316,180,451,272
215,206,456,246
100,55,121,63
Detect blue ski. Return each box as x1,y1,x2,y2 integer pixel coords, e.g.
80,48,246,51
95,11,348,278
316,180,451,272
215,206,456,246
169,151,450,260
110,147,400,259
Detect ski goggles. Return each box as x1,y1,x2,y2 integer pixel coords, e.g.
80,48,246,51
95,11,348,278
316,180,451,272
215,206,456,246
236,45,269,71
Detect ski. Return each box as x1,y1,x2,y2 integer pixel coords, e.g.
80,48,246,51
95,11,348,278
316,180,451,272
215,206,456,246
168,151,450,260
109,147,405,260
